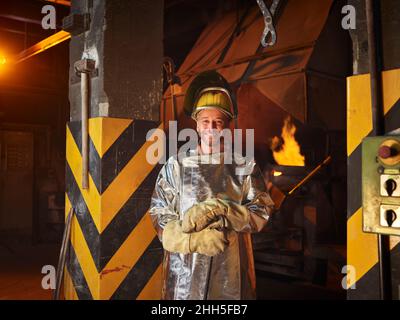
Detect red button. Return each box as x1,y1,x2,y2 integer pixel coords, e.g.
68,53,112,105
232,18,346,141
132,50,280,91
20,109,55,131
379,146,392,159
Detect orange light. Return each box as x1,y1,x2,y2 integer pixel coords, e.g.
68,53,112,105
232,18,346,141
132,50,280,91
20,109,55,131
273,170,283,177
271,116,305,166
0,54,8,75
14,31,71,64
44,0,71,6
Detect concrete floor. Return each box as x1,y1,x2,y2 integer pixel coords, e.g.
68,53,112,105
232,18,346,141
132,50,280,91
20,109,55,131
0,244,345,300
0,244,59,300
256,272,345,300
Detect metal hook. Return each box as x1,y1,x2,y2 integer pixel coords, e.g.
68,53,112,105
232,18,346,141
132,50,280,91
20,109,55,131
256,0,280,47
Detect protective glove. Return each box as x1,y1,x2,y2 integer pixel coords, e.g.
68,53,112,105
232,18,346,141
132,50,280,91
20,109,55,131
182,198,249,233
162,220,228,256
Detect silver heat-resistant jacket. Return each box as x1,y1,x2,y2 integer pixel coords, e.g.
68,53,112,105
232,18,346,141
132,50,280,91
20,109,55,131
149,150,275,300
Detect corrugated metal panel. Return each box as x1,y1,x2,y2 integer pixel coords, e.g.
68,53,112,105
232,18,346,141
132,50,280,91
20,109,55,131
163,0,334,126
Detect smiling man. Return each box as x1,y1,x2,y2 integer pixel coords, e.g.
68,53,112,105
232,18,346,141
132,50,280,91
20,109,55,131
149,71,275,300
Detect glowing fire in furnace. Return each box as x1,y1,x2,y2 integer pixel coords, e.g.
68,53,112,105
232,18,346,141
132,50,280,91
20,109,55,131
271,116,305,167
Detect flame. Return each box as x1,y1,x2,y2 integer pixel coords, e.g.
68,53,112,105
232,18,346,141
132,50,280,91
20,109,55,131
0,55,6,65
271,117,305,166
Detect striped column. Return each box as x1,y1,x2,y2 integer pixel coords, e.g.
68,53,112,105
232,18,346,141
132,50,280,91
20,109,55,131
347,68,400,299
63,117,164,300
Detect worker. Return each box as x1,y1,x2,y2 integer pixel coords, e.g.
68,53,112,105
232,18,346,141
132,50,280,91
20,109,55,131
149,71,275,300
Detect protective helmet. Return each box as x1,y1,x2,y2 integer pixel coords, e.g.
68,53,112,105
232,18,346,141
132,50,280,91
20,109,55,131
183,71,238,120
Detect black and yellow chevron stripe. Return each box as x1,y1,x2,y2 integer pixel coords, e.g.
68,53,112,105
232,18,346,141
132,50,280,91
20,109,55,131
347,68,400,299
63,117,164,300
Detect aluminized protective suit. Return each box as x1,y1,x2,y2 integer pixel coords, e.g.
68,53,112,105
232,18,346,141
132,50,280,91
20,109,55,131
149,150,274,300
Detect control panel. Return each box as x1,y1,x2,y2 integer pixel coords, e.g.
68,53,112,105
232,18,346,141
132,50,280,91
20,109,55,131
362,137,400,236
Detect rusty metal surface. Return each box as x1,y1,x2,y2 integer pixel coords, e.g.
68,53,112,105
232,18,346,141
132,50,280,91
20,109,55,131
163,0,334,127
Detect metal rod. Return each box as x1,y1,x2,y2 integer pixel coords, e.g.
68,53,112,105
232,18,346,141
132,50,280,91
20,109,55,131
13,31,71,64
42,0,71,6
378,233,392,300
162,98,167,131
366,0,384,136
53,207,74,300
287,156,332,196
365,0,392,300
170,76,176,121
81,72,89,189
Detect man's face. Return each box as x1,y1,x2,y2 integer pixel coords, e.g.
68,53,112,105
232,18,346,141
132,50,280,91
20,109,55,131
196,108,229,146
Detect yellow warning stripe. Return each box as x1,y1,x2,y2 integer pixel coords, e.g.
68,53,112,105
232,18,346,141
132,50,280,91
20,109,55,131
100,123,164,231
99,212,157,299
66,127,102,231
347,207,400,288
137,264,163,300
65,194,99,298
65,198,159,299
347,68,400,291
347,208,378,287
64,268,79,300
64,196,79,300
65,120,164,299
65,192,72,220
66,195,98,297
66,123,164,233
89,118,133,157
347,68,400,156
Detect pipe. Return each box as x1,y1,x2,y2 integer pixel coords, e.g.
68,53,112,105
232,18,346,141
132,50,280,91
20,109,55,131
42,0,71,6
287,156,332,196
170,76,176,121
74,59,95,190
81,71,89,189
365,0,392,300
53,207,74,300
13,31,71,64
366,0,384,136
